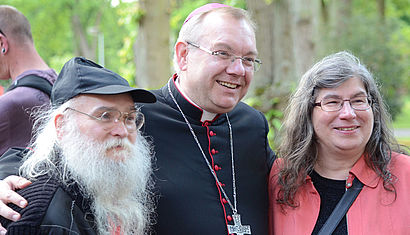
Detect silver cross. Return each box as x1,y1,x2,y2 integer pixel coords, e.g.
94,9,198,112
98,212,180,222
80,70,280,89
227,214,251,235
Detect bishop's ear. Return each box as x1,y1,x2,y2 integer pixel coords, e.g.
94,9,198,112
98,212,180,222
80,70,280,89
175,41,189,71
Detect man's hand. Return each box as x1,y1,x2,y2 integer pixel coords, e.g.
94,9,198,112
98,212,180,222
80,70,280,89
0,175,31,234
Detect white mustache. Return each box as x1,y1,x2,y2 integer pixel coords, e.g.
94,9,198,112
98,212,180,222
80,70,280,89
103,138,133,153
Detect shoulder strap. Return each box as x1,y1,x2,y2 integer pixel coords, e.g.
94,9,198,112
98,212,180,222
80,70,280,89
317,177,364,235
6,75,53,97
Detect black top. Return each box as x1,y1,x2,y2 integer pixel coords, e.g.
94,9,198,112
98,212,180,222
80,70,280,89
141,76,275,235
0,174,96,234
310,170,348,235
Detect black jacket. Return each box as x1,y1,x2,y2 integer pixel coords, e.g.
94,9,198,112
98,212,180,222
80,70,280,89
0,174,96,234
141,77,275,235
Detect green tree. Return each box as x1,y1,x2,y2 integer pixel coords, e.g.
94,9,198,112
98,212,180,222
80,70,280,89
319,0,409,118
1,0,132,80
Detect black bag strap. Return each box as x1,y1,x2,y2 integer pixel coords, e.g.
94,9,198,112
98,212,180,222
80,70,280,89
317,177,364,235
6,75,53,97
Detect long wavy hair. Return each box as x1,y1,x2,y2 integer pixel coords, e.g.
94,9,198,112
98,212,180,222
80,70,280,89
276,51,406,208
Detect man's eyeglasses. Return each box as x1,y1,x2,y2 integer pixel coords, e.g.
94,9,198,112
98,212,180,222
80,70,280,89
65,107,145,132
314,96,372,112
0,28,5,37
187,41,262,72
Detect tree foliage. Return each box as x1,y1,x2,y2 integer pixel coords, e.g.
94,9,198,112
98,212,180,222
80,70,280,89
1,0,132,80
319,0,409,118
1,0,408,132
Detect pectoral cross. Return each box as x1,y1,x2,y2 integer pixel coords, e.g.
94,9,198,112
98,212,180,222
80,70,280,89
227,214,251,235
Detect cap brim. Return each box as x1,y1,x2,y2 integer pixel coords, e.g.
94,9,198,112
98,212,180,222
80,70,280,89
82,85,156,103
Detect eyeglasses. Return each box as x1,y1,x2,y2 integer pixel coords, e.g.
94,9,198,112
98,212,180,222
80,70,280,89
65,107,144,132
0,28,5,37
314,96,372,112
187,41,262,72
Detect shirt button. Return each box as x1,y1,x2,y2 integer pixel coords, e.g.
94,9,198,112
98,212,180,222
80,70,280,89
219,182,225,187
214,165,221,171
211,149,216,155
210,131,215,136
346,175,355,188
222,198,227,204
227,215,232,221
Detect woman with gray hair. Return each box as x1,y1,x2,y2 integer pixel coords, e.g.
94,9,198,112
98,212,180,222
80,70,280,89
269,51,410,235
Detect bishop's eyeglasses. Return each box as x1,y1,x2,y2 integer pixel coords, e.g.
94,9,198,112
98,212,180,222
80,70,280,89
314,96,372,112
187,41,262,72
65,107,145,132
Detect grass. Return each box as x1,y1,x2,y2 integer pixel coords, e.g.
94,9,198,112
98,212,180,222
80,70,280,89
398,138,410,147
393,95,410,147
393,95,410,129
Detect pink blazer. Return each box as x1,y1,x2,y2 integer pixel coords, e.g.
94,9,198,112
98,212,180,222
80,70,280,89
269,153,410,235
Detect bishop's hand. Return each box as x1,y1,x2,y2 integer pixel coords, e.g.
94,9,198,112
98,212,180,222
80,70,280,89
0,175,31,234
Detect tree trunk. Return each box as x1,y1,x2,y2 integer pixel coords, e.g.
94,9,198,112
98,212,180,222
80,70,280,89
247,0,319,111
71,13,96,60
69,0,98,61
134,0,171,89
271,0,295,101
246,0,275,104
328,0,352,41
377,0,385,24
292,0,319,80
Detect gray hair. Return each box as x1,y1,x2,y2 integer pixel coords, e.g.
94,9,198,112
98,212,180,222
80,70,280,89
19,100,74,179
172,6,256,74
276,51,404,207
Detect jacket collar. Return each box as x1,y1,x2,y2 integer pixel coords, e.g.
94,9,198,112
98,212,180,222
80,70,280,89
304,154,380,188
161,74,221,123
349,154,380,188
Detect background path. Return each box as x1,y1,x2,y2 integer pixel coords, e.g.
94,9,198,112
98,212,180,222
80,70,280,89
394,128,410,138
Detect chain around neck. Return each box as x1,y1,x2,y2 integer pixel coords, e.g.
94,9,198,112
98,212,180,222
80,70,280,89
167,81,238,214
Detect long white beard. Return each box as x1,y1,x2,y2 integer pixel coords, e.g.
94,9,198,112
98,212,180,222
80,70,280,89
59,121,154,235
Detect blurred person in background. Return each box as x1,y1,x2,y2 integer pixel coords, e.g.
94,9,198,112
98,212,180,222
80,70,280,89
0,5,57,156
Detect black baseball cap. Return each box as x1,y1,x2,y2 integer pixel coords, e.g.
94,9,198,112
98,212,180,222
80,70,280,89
51,57,156,106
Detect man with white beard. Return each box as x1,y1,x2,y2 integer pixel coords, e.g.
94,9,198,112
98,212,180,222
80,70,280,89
0,57,156,234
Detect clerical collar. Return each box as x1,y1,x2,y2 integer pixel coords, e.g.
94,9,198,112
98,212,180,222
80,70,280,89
175,78,217,122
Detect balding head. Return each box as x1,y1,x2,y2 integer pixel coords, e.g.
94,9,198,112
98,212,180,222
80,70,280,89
0,5,33,44
0,5,52,80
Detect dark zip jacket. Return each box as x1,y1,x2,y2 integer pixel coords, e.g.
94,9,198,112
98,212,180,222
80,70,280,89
0,174,97,234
